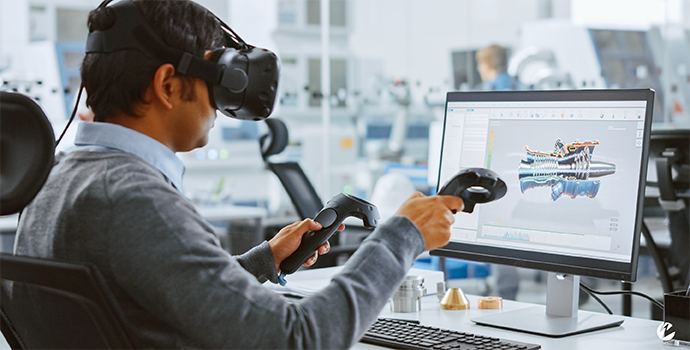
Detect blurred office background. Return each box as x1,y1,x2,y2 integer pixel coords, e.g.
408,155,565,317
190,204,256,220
1,0,688,329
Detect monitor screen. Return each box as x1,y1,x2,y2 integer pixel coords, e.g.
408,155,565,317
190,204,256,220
432,89,653,283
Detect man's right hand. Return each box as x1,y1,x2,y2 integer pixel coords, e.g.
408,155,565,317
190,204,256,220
395,192,464,251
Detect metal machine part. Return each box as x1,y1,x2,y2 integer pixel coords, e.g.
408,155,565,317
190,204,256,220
518,139,616,200
391,275,427,313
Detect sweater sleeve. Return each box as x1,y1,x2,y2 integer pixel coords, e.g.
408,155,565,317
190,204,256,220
106,165,425,349
234,241,279,284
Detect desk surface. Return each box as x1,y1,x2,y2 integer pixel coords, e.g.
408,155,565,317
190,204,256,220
0,205,267,233
353,294,672,350
196,205,266,222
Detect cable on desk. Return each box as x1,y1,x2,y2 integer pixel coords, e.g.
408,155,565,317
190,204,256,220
579,282,665,313
579,285,613,314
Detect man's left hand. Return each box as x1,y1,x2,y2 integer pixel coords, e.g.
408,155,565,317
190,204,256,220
268,219,345,273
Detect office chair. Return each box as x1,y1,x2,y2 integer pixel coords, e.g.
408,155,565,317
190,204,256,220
642,128,690,294
259,118,367,268
0,91,133,349
260,118,324,220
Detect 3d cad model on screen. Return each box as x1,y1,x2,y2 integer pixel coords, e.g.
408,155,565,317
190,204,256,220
518,138,616,201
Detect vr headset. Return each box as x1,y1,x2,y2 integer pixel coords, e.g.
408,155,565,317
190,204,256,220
85,0,280,121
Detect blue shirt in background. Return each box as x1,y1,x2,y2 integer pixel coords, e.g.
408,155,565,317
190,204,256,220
483,71,520,91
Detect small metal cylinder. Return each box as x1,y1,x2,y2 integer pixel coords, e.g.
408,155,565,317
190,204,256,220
391,275,426,313
437,281,446,302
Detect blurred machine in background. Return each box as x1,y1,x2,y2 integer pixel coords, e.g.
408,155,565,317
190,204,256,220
508,46,575,90
518,19,690,126
451,50,482,91
0,2,89,123
1,41,83,123
651,26,690,127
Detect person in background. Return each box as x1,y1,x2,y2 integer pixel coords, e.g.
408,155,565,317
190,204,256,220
476,44,520,91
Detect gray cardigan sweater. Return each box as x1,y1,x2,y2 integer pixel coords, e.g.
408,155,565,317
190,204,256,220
14,150,425,349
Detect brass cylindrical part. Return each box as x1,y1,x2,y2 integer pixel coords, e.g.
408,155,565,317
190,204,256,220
478,296,503,309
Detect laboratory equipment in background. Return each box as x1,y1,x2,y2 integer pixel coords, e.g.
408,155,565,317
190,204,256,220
589,28,665,123
0,2,89,123
507,46,575,90
352,75,438,197
272,0,356,121
518,20,608,92
650,27,690,128
271,0,451,201
518,19,690,126
358,77,434,165
1,40,83,123
179,116,268,208
451,49,482,91
277,119,362,201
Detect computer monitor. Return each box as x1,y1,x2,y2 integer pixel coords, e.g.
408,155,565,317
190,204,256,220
431,89,654,337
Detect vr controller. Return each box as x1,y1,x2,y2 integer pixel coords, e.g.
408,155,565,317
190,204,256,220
438,168,507,213
280,193,380,275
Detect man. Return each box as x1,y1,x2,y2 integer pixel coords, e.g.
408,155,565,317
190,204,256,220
13,1,464,348
476,44,519,91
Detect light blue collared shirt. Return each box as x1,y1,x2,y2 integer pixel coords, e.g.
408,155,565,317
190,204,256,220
483,71,520,91
72,122,185,193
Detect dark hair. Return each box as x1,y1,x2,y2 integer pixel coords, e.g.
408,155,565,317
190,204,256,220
82,0,225,121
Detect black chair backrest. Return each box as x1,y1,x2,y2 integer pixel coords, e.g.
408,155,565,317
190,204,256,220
0,92,55,215
0,254,133,349
260,118,324,219
267,162,324,220
0,91,133,349
260,118,289,161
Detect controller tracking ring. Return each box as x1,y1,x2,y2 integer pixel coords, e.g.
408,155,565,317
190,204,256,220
438,168,507,213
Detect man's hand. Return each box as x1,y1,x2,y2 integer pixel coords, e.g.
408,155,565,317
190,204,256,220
395,192,464,251
268,219,344,273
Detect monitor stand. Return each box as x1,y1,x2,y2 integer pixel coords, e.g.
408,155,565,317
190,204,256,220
470,273,624,338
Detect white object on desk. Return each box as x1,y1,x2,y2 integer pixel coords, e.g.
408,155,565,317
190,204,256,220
267,266,444,298
0,215,19,232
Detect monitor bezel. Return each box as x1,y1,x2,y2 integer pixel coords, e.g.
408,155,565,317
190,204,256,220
431,88,655,282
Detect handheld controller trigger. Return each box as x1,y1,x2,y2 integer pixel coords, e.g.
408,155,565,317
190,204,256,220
438,168,507,213
279,193,380,276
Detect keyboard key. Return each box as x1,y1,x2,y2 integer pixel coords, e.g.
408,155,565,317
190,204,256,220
366,333,396,341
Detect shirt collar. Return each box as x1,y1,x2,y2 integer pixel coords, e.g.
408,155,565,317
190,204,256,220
73,122,186,193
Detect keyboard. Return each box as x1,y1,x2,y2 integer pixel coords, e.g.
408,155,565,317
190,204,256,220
361,318,541,350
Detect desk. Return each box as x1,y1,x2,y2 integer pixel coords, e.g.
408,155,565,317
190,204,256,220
194,205,267,255
0,206,268,255
353,294,671,350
